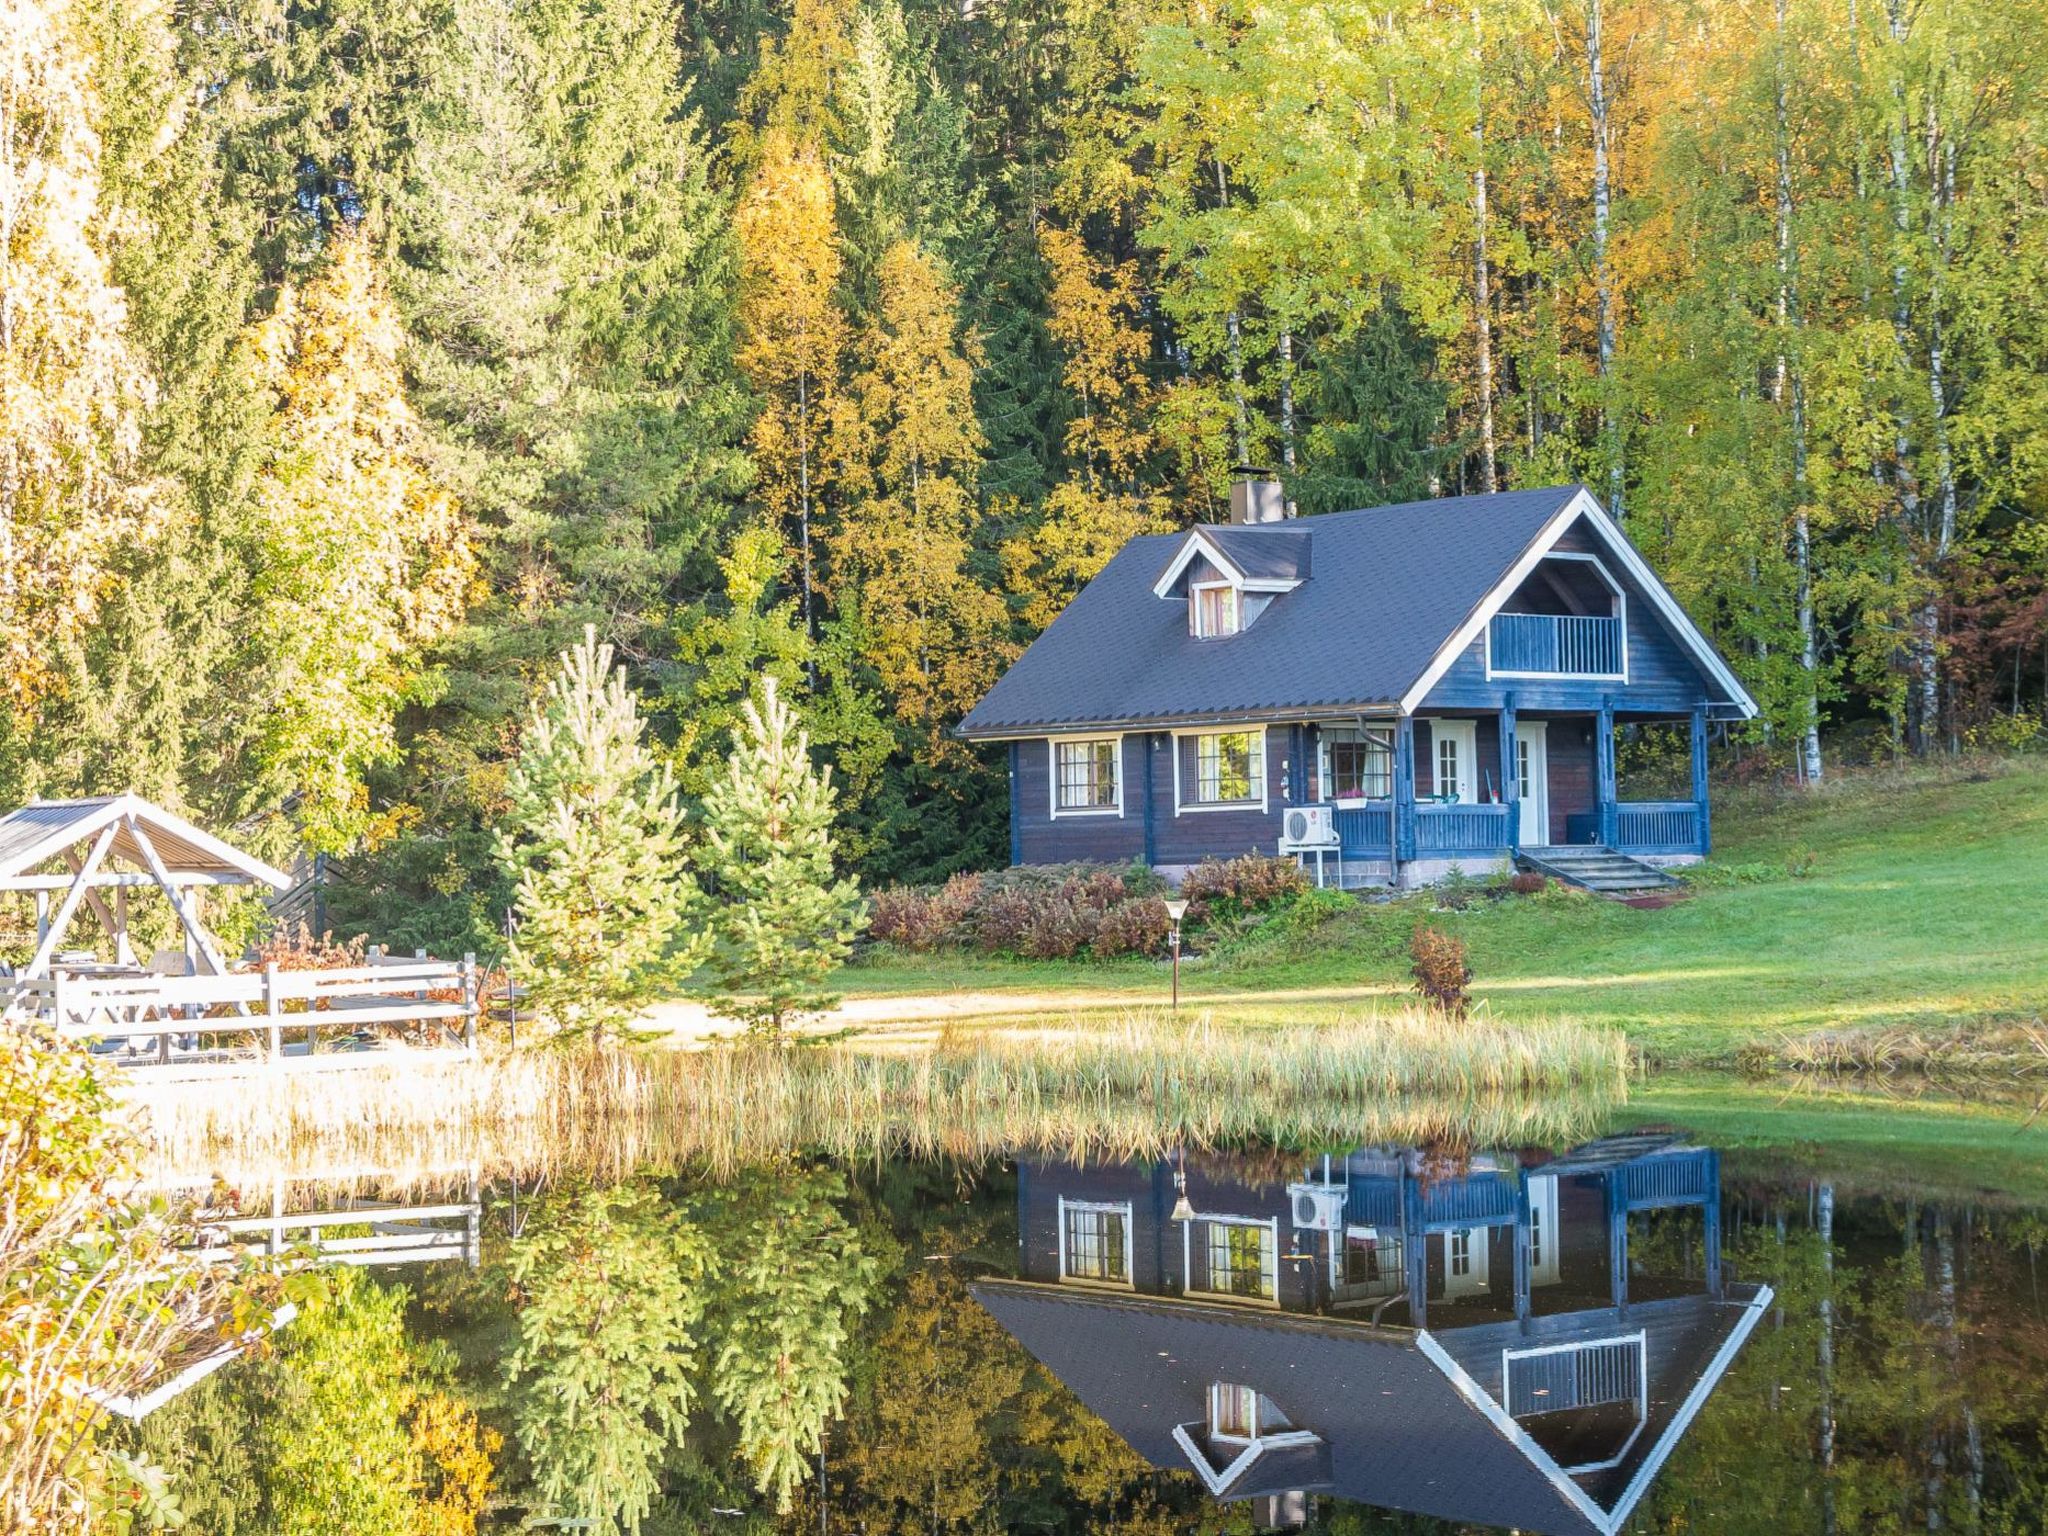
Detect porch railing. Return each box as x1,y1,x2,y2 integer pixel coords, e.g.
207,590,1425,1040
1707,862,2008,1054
1490,612,1624,676
1416,1173,1520,1229
1332,800,1394,857
1613,800,1702,854
1619,1150,1714,1209
1415,802,1512,855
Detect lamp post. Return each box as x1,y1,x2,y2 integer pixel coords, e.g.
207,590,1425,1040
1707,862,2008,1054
1163,898,1189,1011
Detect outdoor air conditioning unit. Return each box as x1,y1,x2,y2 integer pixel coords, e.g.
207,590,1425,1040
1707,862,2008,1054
1288,1181,1346,1232
1279,804,1339,853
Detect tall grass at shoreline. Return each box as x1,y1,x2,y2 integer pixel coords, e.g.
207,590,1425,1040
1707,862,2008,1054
127,1006,1627,1189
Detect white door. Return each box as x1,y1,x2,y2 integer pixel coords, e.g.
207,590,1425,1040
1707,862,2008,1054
1517,721,1550,846
1432,720,1479,803
1444,1225,1491,1298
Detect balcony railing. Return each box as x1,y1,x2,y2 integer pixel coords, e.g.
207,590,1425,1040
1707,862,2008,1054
1490,612,1625,676
1613,801,1702,854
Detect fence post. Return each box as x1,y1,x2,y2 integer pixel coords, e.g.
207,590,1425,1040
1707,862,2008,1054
461,952,478,1055
265,962,281,1061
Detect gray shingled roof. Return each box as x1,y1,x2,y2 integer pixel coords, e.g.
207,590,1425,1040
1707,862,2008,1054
1177,525,1314,585
959,485,1583,738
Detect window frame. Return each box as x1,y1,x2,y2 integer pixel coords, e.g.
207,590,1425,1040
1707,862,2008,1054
1190,581,1244,639
1056,1197,1135,1289
1048,733,1124,820
1173,726,1268,815
1190,1214,1281,1305
1318,726,1395,802
1208,1383,1260,1443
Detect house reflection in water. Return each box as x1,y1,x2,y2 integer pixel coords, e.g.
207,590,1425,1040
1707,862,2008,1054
971,1134,1769,1536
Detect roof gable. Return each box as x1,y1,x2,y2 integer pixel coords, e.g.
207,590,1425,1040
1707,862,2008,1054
0,795,290,890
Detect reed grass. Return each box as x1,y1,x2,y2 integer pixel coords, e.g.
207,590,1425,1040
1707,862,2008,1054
127,1005,1627,1189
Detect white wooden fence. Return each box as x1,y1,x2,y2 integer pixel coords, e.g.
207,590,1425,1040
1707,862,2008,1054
5,950,481,1066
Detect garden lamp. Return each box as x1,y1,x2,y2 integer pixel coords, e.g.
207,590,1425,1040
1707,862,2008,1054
1171,1145,1196,1223
1162,898,1189,1011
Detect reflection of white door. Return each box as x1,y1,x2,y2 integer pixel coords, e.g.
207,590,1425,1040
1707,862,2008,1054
1444,1226,1491,1297
1528,1175,1560,1286
1433,720,1479,803
1517,721,1550,846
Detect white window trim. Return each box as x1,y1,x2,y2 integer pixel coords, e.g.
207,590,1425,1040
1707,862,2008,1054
1171,1422,1324,1497
1317,724,1396,803
1056,1196,1135,1288
1172,725,1269,815
1151,529,1306,600
1188,1213,1283,1306
1047,733,1124,819
1207,1382,1261,1444
1190,580,1244,640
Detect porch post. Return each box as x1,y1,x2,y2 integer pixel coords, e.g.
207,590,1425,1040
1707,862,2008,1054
1007,743,1023,867
1512,1166,1533,1329
1401,1174,1428,1330
1498,694,1519,856
1596,696,1618,848
1287,723,1308,804
1142,735,1158,867
1690,704,1711,856
1703,1149,1724,1299
1606,1170,1629,1312
1393,715,1418,866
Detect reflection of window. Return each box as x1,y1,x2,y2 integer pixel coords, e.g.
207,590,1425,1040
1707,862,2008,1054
1529,1200,1546,1272
1210,1383,1258,1439
1205,1221,1277,1300
1062,1202,1130,1284
1193,584,1242,638
1324,729,1393,800
1053,738,1119,813
1344,1227,1403,1286
1192,731,1263,805
1449,1229,1472,1278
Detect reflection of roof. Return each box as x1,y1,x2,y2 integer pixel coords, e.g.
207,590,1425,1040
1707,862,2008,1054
973,1279,1770,1536
0,795,290,889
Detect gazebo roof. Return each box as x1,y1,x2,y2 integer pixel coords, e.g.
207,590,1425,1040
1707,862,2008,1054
0,795,291,891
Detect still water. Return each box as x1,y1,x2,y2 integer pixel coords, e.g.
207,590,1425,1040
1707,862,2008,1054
125,1110,2047,1536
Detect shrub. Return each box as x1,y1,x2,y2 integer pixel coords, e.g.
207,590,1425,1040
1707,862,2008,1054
974,886,1044,954
1179,853,1310,924
1020,895,1099,959
1506,871,1548,896
867,872,985,953
1093,897,1170,959
1409,924,1472,1017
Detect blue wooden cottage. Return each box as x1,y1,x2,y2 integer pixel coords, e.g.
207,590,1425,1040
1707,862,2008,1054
957,479,1757,890
976,1136,1770,1535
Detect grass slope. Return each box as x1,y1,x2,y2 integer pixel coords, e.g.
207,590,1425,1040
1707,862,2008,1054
845,761,2048,1065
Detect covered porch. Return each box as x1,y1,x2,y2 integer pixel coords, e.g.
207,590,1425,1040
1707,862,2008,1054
1280,699,1713,885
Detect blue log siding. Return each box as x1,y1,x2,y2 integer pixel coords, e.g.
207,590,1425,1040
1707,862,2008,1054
1540,716,1597,845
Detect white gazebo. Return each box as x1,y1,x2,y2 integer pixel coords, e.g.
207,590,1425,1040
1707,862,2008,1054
0,794,290,980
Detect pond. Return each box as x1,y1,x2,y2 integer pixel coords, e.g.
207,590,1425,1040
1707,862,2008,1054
119,1096,2047,1536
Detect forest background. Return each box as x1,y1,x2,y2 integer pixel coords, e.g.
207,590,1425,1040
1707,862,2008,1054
3,0,2043,956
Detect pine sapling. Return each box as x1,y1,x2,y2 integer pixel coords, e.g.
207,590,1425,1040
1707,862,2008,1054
696,678,866,1042
494,627,705,1043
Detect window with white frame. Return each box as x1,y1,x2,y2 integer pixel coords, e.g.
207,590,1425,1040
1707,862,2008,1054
1203,1220,1277,1301
1436,734,1465,801
1209,1383,1259,1440
1321,728,1393,800
1188,729,1263,806
1192,583,1243,638
1061,1201,1131,1284
1449,1228,1473,1279
1052,737,1120,814
1342,1226,1404,1289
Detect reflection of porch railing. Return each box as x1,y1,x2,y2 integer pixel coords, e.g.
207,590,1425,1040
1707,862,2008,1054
1619,1150,1714,1209
1490,612,1625,676
1613,801,1701,854
1415,802,1512,855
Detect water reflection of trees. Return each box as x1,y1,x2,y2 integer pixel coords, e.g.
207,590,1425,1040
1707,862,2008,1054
121,1164,2048,1535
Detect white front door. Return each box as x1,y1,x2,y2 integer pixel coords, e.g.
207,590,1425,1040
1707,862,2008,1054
1444,1225,1491,1298
1527,1174,1561,1286
1516,721,1550,846
1432,720,1479,803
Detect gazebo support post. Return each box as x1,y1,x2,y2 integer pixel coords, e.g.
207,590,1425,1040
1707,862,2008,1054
26,823,119,977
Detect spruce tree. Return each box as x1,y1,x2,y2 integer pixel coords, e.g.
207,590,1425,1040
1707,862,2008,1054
694,677,864,1042
496,627,705,1042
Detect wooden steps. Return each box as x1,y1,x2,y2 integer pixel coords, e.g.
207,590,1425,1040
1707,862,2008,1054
1517,845,1682,898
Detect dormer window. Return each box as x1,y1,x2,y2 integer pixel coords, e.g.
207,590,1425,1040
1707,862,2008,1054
1193,583,1242,639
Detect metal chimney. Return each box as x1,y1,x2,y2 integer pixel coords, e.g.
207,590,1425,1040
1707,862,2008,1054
1229,467,1287,524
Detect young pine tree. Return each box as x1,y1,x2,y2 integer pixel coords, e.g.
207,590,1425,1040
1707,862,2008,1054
495,628,705,1042
695,678,865,1041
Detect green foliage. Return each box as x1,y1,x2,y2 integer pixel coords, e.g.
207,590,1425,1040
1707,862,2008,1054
496,628,706,1041
502,1183,713,1535
695,678,866,1039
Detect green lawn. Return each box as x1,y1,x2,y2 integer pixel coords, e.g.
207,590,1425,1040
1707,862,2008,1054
843,759,2048,1066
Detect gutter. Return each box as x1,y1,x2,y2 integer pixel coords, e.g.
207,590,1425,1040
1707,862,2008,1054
956,703,1405,743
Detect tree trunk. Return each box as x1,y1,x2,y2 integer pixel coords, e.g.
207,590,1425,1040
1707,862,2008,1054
1818,1183,1838,1536
1884,0,1930,751
1216,159,1251,466
1278,331,1298,515
1587,0,1622,516
1774,0,1823,782
1472,2,1498,494
1917,125,1959,749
